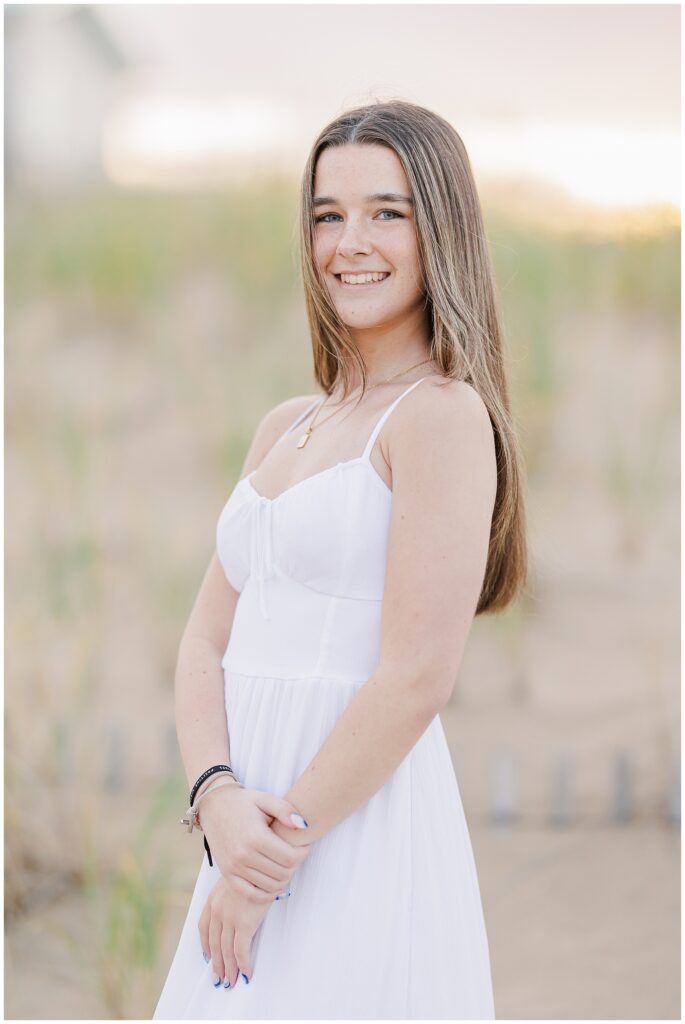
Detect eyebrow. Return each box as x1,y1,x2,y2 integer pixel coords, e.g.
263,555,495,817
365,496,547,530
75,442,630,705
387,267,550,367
312,192,414,208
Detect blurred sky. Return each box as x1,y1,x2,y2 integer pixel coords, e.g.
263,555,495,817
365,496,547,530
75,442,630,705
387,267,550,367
4,3,679,208
99,3,679,127
95,3,680,206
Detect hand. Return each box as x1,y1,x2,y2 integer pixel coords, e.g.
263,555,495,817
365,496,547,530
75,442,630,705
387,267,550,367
198,873,273,987
270,813,313,848
199,785,312,901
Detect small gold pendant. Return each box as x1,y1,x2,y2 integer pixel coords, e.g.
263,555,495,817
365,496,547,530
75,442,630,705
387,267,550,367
296,428,312,449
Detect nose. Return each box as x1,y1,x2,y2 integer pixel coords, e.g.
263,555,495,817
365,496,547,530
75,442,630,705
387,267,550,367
336,219,372,259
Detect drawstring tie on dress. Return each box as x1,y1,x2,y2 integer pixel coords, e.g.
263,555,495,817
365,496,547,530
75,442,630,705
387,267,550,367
250,497,274,620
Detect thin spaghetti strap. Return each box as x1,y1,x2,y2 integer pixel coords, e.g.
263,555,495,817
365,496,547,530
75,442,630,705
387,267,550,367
361,377,429,462
273,394,325,447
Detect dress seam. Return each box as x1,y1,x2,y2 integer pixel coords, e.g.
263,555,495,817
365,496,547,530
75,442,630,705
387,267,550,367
270,563,383,602
224,666,369,685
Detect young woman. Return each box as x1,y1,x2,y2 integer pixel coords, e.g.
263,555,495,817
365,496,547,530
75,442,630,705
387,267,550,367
154,99,527,1020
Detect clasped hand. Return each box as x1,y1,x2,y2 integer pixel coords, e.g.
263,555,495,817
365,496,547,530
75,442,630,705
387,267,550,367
197,785,311,987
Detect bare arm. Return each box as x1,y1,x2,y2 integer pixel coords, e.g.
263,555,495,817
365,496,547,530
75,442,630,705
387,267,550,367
174,553,239,791
175,393,322,792
176,552,312,889
270,380,498,847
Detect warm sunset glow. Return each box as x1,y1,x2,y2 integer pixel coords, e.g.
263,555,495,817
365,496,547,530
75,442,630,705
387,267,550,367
465,119,680,208
102,100,680,211
102,91,303,185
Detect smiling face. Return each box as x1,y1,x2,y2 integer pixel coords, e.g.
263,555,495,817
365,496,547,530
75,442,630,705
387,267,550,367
312,144,428,342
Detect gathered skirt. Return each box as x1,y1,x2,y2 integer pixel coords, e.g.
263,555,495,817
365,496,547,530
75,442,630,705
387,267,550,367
153,670,496,1019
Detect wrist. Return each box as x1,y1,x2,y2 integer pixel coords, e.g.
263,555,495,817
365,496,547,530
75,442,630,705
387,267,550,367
197,780,244,829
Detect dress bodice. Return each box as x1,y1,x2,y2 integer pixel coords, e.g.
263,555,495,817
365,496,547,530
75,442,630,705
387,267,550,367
216,377,428,682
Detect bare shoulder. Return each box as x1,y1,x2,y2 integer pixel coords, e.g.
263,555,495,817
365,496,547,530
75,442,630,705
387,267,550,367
240,392,322,476
427,376,493,430
260,392,321,436
387,376,496,472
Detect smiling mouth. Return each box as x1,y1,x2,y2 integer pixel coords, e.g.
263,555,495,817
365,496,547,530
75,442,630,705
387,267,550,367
334,273,392,289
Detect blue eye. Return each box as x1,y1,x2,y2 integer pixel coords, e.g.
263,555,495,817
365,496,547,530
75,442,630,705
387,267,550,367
314,209,403,223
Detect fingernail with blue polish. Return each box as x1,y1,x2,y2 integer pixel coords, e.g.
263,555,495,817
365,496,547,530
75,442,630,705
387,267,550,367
203,951,210,963
242,972,250,985
290,813,308,828
223,978,231,988
212,972,221,987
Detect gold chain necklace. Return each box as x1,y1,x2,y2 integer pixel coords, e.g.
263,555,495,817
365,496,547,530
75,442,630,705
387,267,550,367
295,357,434,450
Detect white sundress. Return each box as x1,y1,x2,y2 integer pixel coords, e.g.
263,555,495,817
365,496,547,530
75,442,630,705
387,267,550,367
153,376,496,1020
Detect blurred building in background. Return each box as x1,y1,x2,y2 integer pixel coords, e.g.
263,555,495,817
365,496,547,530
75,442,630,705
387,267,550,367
5,4,128,193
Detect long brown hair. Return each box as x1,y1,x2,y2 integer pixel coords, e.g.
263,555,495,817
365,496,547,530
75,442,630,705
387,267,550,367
297,99,528,615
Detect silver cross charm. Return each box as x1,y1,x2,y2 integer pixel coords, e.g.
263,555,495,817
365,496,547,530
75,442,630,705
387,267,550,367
181,807,199,833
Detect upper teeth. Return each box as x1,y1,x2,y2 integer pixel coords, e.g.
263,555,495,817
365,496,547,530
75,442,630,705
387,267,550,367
339,272,389,284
